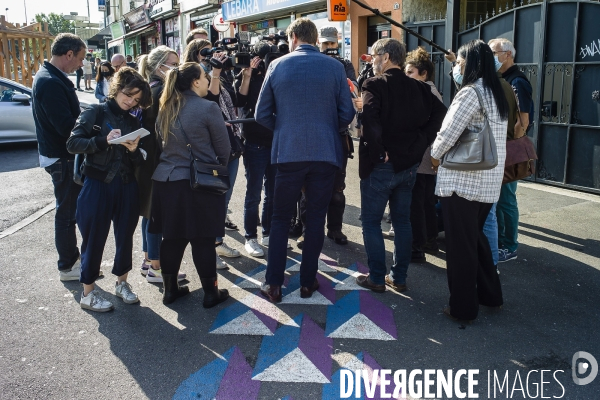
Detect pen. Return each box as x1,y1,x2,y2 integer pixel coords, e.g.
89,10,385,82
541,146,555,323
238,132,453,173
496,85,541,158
106,122,114,130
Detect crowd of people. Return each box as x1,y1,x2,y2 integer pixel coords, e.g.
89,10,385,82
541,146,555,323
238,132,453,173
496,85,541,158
32,18,532,322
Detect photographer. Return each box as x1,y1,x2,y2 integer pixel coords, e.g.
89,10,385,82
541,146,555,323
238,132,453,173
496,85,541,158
296,26,357,248
234,41,279,258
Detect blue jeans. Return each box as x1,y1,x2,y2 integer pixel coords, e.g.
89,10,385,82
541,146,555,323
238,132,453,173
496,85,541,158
266,161,337,287
44,158,82,271
216,156,239,243
497,181,519,252
483,203,498,265
242,141,276,239
360,163,418,285
141,217,161,261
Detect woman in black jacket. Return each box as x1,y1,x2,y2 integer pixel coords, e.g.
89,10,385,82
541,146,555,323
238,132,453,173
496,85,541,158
67,68,152,313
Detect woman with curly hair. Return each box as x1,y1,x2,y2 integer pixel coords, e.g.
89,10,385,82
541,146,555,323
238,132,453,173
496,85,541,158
404,47,445,262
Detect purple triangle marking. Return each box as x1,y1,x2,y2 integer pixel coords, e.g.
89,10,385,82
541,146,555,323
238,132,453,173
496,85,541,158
356,261,369,274
316,273,336,304
251,308,278,334
362,352,402,400
319,253,338,267
216,347,261,400
359,291,397,339
297,315,332,380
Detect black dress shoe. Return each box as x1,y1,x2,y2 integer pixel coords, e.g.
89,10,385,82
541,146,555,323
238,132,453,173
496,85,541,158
327,230,348,245
411,249,426,263
260,283,282,303
300,279,320,298
443,307,473,324
355,274,385,293
423,237,439,255
296,234,305,249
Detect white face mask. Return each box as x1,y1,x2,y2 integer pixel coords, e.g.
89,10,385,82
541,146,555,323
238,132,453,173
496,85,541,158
452,64,463,85
494,55,503,71
159,64,176,76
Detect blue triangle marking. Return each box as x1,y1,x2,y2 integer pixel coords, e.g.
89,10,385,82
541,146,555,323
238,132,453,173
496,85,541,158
281,274,301,297
323,352,365,400
209,301,250,332
173,347,235,400
234,264,267,285
325,291,360,336
252,314,303,377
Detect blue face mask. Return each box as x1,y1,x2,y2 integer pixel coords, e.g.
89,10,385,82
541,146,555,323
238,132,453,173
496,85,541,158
494,55,503,71
200,61,211,73
452,64,463,85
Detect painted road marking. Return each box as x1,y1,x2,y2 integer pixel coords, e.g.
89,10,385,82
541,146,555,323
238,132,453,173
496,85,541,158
332,262,370,291
280,272,336,305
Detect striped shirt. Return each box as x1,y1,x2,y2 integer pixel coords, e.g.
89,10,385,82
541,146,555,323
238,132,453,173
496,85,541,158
431,79,507,203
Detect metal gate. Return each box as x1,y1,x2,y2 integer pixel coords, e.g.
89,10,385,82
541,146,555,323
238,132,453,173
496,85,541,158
456,0,600,194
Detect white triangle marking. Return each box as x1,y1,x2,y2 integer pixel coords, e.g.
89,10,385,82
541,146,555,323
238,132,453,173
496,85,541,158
253,348,330,383
287,259,336,272
334,273,368,291
328,313,396,341
281,288,333,305
210,310,273,336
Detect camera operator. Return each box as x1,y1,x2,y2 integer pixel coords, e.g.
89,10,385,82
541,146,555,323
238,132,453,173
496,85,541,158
296,26,357,248
234,41,282,258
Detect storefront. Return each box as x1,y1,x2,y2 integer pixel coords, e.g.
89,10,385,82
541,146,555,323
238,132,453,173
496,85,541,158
123,6,156,57
107,21,126,57
148,0,183,55
221,0,336,47
180,0,223,45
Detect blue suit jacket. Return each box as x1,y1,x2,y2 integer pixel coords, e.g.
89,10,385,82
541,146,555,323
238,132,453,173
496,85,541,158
255,45,355,168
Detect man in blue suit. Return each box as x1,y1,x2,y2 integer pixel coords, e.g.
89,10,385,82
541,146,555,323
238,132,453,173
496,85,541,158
255,18,355,302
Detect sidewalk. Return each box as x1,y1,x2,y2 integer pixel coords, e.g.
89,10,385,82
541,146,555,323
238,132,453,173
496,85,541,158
0,156,598,399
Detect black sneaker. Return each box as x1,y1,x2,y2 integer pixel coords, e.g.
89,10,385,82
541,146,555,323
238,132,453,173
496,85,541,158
289,222,303,238
224,216,238,231
411,248,426,263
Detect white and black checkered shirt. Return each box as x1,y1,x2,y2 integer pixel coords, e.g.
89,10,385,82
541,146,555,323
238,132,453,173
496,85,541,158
431,79,507,203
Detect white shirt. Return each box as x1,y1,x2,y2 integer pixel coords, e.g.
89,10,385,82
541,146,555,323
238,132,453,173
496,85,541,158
82,59,92,74
431,79,507,203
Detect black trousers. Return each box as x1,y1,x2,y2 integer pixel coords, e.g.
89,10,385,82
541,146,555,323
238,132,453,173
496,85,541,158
160,237,216,278
441,193,503,320
410,173,438,247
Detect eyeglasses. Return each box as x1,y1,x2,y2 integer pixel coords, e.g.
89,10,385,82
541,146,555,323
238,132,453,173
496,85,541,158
370,53,384,58
492,51,507,56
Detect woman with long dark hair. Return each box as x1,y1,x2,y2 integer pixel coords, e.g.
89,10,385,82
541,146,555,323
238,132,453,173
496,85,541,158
95,61,115,102
430,39,508,322
67,67,152,312
150,62,230,308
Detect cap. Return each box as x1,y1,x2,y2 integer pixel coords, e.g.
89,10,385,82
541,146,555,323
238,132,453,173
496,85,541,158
318,26,339,43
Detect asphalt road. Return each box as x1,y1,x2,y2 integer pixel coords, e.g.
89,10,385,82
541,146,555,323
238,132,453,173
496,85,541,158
1,87,599,399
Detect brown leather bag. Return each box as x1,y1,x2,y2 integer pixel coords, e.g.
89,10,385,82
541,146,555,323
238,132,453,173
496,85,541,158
503,98,538,184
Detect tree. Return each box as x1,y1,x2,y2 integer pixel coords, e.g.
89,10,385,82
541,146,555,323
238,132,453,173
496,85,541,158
35,13,75,36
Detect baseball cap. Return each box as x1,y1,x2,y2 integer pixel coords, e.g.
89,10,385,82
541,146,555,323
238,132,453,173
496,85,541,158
319,26,339,43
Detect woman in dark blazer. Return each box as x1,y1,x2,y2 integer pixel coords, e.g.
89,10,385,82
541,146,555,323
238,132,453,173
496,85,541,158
67,67,152,312
151,62,231,308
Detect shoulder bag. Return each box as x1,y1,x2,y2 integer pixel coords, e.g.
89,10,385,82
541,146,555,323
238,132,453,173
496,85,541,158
74,104,104,185
503,94,538,184
441,85,498,171
177,117,230,195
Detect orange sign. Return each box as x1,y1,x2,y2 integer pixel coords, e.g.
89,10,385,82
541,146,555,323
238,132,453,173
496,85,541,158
327,0,349,22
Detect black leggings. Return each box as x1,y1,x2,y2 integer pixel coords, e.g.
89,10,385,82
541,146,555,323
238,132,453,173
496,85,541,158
160,237,216,278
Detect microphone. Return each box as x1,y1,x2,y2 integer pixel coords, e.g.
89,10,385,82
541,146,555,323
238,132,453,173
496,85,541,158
360,54,372,62
347,78,357,98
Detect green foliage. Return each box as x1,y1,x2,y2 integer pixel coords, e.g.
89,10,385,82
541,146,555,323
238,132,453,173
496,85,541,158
34,13,76,36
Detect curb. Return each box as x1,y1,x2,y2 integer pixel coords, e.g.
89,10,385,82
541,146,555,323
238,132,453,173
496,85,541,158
0,202,54,240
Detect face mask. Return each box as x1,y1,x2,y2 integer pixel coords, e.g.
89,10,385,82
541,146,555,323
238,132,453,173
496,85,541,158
200,62,212,73
159,64,175,76
494,55,503,71
101,72,111,78
452,64,463,85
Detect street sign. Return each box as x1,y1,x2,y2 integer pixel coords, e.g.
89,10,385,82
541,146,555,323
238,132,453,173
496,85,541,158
212,14,230,32
327,0,348,22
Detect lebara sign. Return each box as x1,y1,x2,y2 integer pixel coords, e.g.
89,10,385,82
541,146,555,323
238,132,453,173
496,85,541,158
221,0,314,21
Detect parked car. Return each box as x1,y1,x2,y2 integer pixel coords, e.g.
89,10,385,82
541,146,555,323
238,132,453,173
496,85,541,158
0,77,89,144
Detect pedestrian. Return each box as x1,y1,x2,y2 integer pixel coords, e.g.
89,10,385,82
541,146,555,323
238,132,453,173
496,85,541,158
82,53,93,90
489,38,534,264
430,39,508,322
111,53,126,72
66,67,152,312
75,66,83,91
354,39,446,294
404,46,445,262
136,45,186,283
126,54,137,69
234,43,275,258
255,18,355,302
151,62,230,308
185,27,208,45
95,61,115,102
32,33,88,282
183,39,243,268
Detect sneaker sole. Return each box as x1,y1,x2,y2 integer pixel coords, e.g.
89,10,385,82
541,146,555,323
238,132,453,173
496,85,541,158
224,226,238,231
216,265,229,270
59,275,80,282
216,251,241,258
247,252,264,257
498,255,517,263
116,293,139,304
80,303,114,312
146,276,163,283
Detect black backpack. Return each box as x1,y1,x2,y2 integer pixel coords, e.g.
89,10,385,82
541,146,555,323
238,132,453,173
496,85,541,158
74,105,104,185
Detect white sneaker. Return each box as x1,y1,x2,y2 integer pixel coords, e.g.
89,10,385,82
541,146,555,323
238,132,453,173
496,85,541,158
115,281,139,304
216,255,228,270
384,226,395,237
245,238,264,257
260,236,292,248
80,290,113,312
146,268,186,283
216,242,241,258
60,261,103,281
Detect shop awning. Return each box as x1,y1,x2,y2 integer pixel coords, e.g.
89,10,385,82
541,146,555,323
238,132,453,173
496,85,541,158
107,38,124,48
123,24,156,39
87,26,112,43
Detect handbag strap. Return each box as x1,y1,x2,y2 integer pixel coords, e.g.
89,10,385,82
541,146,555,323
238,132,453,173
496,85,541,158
175,117,197,161
469,85,488,121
